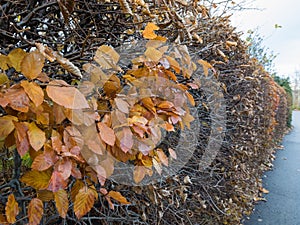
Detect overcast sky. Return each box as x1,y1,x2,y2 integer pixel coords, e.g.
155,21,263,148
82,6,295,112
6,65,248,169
230,0,300,79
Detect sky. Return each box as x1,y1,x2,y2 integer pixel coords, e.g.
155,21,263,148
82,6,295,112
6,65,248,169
230,0,300,79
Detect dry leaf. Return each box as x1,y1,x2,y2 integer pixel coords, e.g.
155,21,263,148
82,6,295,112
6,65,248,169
28,198,43,225
143,22,159,39
8,48,27,72
108,191,130,204
5,194,19,224
54,189,69,218
97,122,116,146
21,50,45,80
27,122,46,151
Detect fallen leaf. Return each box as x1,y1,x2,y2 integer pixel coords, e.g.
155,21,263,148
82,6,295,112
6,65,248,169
21,50,45,80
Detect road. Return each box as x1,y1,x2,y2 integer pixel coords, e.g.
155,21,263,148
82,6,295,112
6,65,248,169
243,111,300,225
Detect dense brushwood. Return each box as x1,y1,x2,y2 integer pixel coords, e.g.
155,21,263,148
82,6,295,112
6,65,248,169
0,0,290,224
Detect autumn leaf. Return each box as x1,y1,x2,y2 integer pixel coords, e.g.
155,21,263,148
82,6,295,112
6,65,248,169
0,115,18,138
94,45,120,70
143,22,159,39
168,148,177,159
21,80,44,106
108,191,130,204
198,59,213,76
116,127,133,153
97,122,116,146
54,189,69,218
5,194,19,224
21,170,51,190
6,84,30,112
133,166,146,183
144,47,163,62
21,50,45,80
71,180,85,203
28,198,43,225
14,121,30,157
37,190,54,202
74,186,96,219
0,54,10,70
46,80,89,109
31,146,57,171
8,48,27,72
47,170,68,192
27,122,46,151
156,149,168,166
115,98,129,114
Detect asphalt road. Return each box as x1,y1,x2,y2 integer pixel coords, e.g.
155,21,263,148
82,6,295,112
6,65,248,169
243,111,300,225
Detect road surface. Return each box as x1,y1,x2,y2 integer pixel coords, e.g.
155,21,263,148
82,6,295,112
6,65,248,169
243,111,300,225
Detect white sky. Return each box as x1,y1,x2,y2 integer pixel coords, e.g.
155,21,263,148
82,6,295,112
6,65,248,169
230,0,300,79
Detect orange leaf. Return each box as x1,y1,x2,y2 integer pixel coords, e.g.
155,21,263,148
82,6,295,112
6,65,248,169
74,186,96,219
21,170,51,190
31,150,56,171
6,85,30,112
27,122,46,151
21,50,45,80
53,103,66,124
108,191,130,204
0,115,18,139
8,48,27,72
14,121,30,157
46,80,89,109
185,92,195,106
133,166,146,183
55,158,72,180
5,194,19,224
21,80,44,107
54,189,69,218
97,122,116,146
143,22,159,39
157,101,174,109
28,198,43,225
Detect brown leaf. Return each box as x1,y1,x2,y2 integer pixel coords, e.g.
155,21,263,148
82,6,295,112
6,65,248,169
168,148,177,159
14,121,30,157
94,45,120,70
55,158,72,180
5,194,19,224
133,166,146,183
156,149,168,166
0,115,18,139
55,53,82,78
37,190,54,202
27,122,46,151
144,47,163,62
21,50,45,80
20,80,44,107
143,22,159,39
6,85,30,112
185,92,195,106
21,170,51,190
198,59,213,76
31,148,56,171
8,48,27,72
74,186,96,219
46,80,89,109
28,198,43,225
95,164,107,186
53,103,66,124
58,0,75,23
54,189,69,218
103,74,121,97
108,191,130,204
47,170,68,192
115,98,129,114
116,127,133,153
71,180,85,203
98,122,116,146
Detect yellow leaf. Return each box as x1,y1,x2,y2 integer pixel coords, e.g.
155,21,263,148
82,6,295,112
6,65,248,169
37,190,54,202
0,54,10,70
0,73,9,86
8,48,27,72
21,50,45,80
143,22,159,39
74,186,96,219
5,194,19,224
94,45,120,70
27,122,46,151
28,198,43,225
0,115,18,138
71,180,85,203
54,189,69,218
144,47,163,62
46,80,89,109
108,191,130,204
21,170,51,190
21,80,44,107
